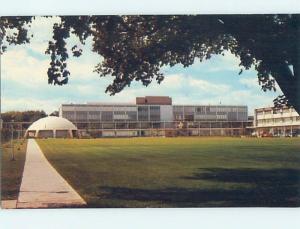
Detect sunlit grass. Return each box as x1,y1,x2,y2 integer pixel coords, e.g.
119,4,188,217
37,137,300,207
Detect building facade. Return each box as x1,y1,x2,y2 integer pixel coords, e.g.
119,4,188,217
59,96,251,137
254,106,300,137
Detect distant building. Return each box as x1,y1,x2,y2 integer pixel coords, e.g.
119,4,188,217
59,96,251,137
254,106,300,137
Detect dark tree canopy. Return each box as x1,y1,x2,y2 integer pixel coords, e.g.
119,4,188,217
1,110,47,122
1,15,299,113
49,110,59,117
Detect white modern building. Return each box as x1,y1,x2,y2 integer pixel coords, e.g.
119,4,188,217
25,116,78,138
254,106,300,137
59,96,251,137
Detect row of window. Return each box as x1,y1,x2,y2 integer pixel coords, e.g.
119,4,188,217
75,121,248,129
63,107,161,122
63,105,247,113
173,106,247,113
173,112,247,121
257,116,300,125
256,108,297,115
63,109,248,122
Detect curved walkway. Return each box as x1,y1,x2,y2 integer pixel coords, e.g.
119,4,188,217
17,139,86,208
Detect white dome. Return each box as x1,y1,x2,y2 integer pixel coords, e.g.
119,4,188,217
27,116,77,131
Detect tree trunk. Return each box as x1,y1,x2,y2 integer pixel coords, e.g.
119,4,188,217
271,62,300,115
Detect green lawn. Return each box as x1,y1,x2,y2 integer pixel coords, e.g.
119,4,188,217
1,140,27,200
37,137,300,207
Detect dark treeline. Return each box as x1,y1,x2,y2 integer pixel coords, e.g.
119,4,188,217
1,110,47,122
1,110,47,143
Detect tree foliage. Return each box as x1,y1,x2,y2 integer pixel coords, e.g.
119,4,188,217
49,110,59,117
1,110,47,122
0,110,47,142
1,15,299,113
0,16,33,52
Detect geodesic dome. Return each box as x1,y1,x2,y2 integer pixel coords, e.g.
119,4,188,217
25,116,78,138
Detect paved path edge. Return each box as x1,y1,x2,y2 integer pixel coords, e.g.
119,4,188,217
16,139,87,209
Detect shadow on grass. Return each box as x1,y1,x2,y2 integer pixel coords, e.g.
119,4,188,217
96,168,300,207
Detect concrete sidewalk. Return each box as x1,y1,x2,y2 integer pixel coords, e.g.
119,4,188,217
17,139,86,208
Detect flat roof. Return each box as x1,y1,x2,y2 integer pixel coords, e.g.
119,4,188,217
255,106,292,112
61,103,248,108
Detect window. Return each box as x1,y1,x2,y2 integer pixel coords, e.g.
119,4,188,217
102,123,114,129
63,111,75,120
174,114,183,121
227,112,237,121
102,111,113,121
76,111,87,121
138,106,149,121
216,115,227,120
184,106,195,113
150,106,160,121
114,111,125,115
127,111,137,121
203,114,218,120
184,114,194,121
88,111,100,120
283,117,292,123
196,107,206,113
173,106,184,112
184,106,194,121
113,111,129,121
237,111,247,121
116,123,127,129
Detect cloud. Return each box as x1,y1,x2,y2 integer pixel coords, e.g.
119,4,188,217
239,77,259,89
209,89,278,115
191,51,242,73
188,78,230,94
75,84,99,95
2,97,61,113
240,75,281,92
163,74,183,88
67,52,101,81
69,73,232,105
2,48,49,87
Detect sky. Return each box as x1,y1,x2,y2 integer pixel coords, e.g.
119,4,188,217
1,17,282,115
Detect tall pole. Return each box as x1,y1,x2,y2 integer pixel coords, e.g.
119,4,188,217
11,121,15,161
18,126,20,140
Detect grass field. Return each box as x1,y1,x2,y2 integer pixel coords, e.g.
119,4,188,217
1,140,27,200
37,137,300,207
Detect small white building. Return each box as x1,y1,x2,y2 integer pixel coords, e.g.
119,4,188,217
254,106,300,137
25,116,78,138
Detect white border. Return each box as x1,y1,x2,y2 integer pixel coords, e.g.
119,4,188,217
0,0,299,15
